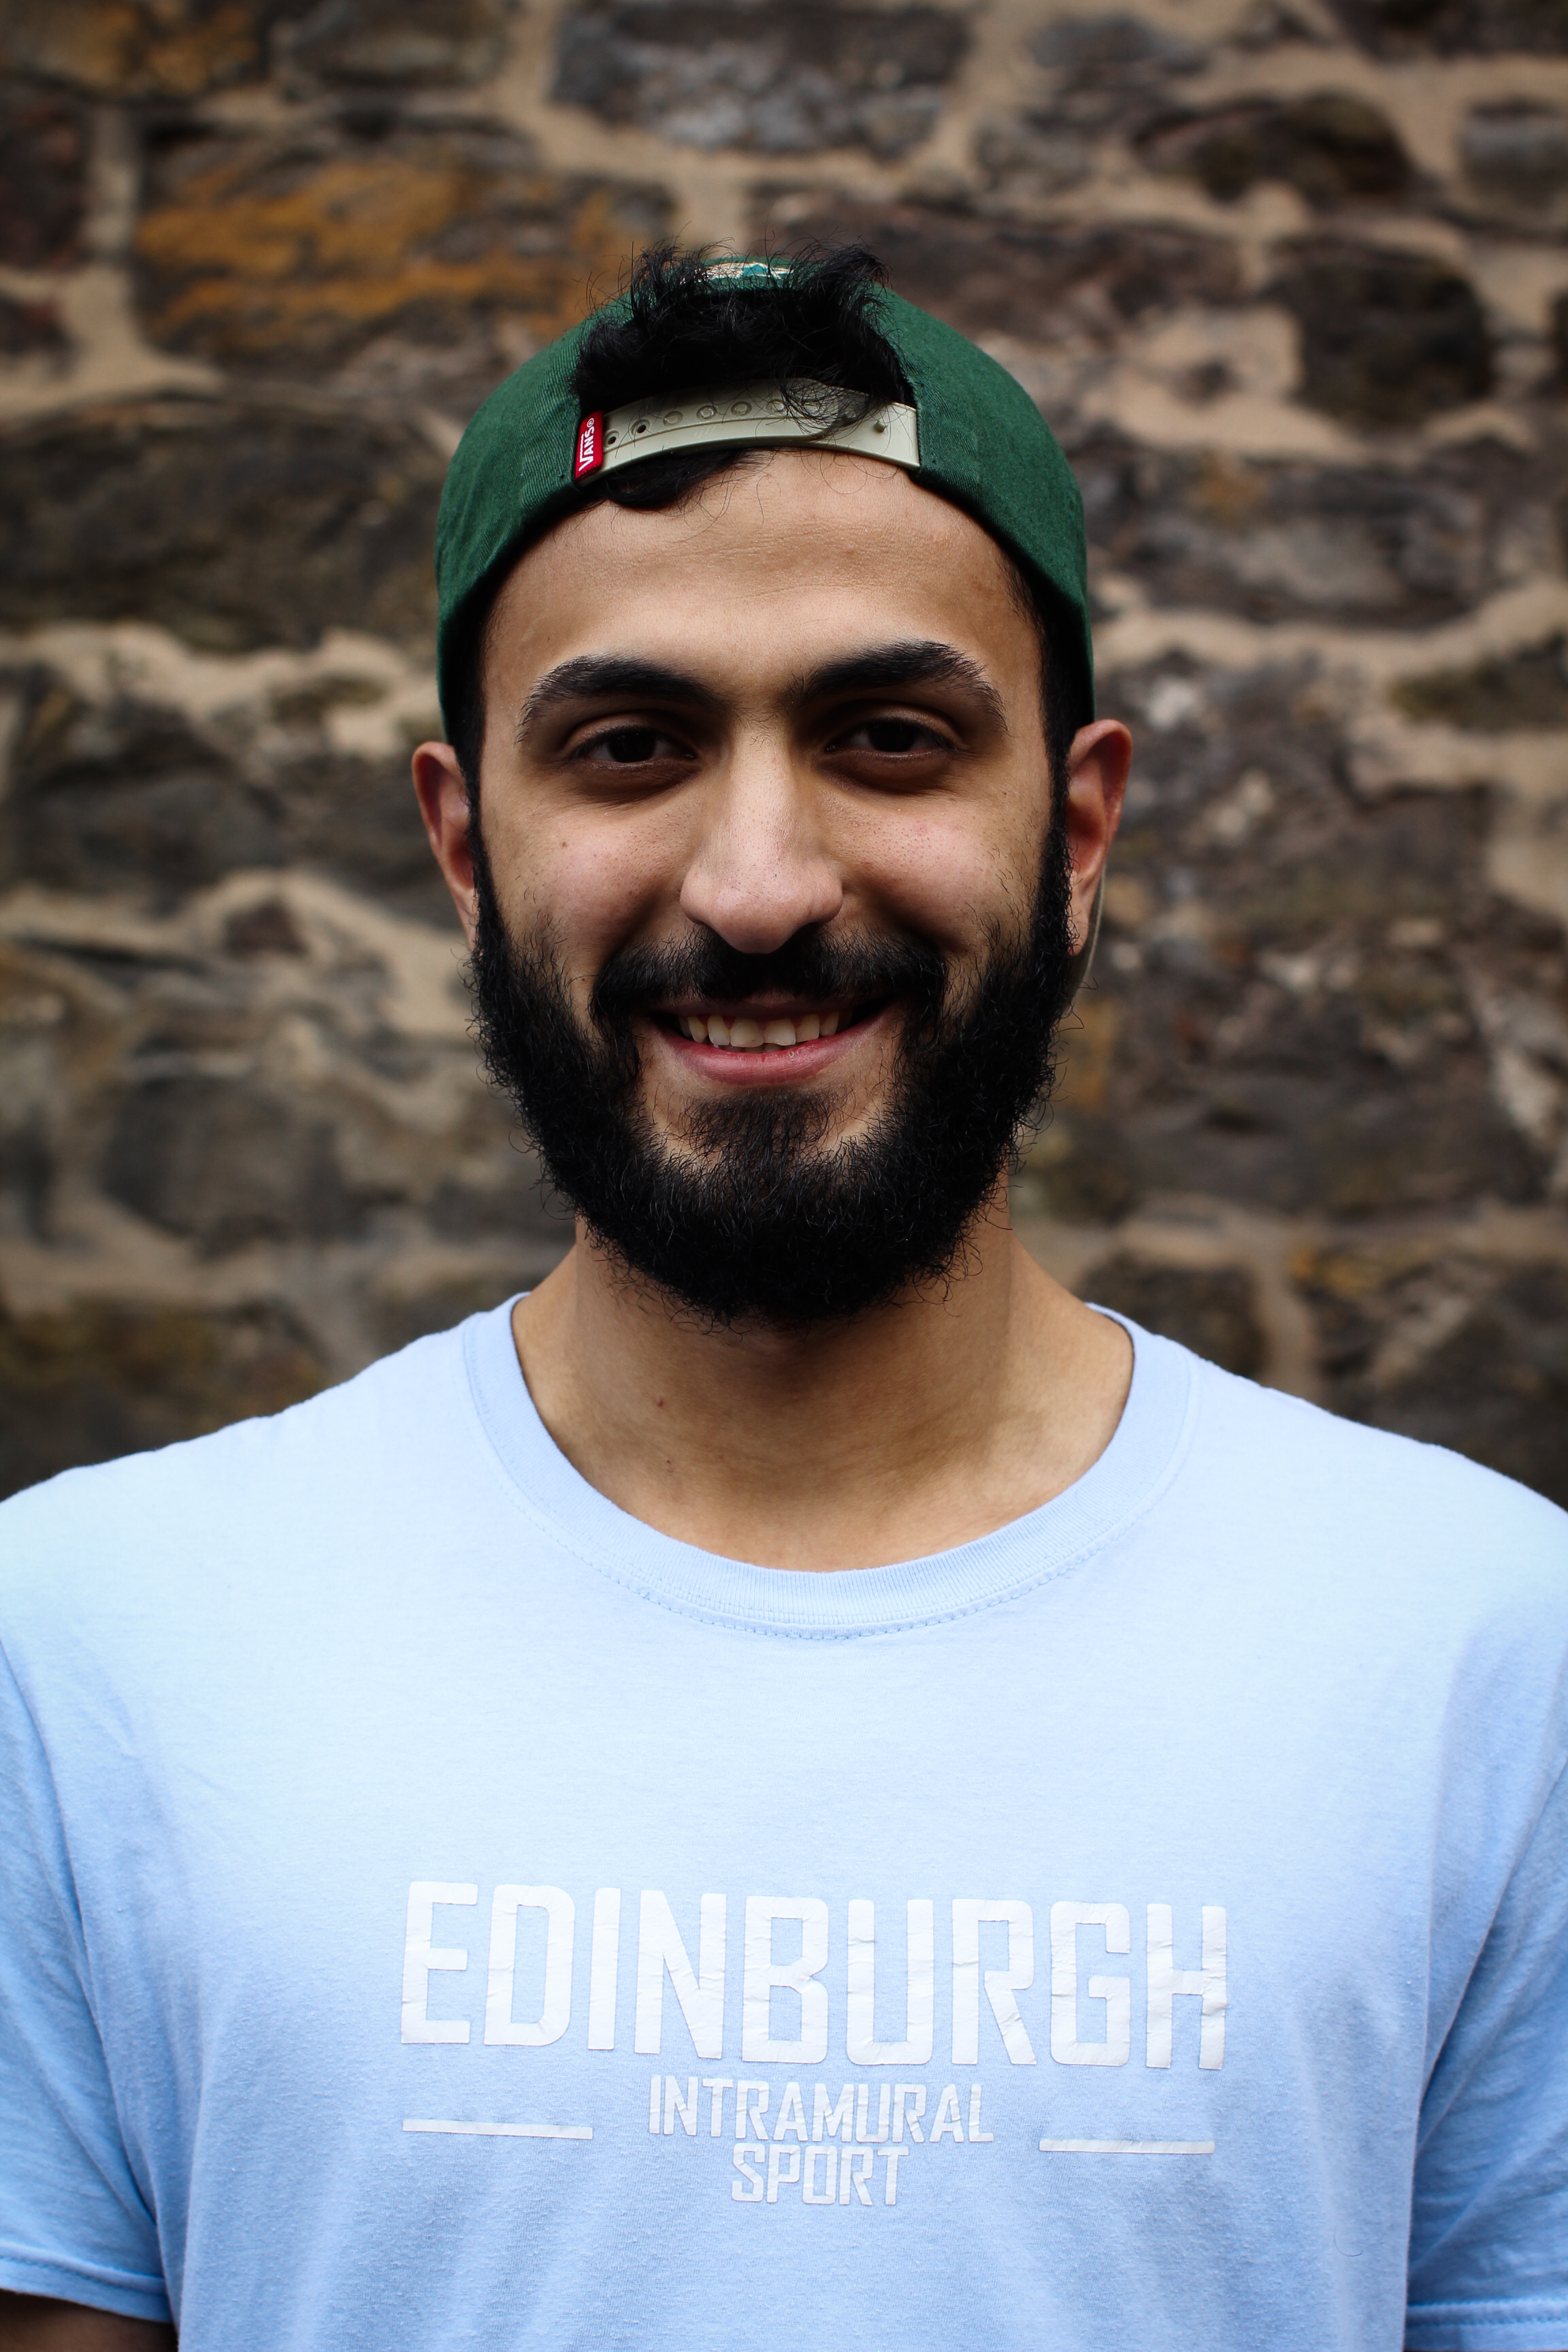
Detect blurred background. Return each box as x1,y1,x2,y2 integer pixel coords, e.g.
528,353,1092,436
1,0,1565,1505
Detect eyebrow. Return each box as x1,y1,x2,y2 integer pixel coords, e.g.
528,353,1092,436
513,638,1008,742
793,640,1008,731
515,655,721,742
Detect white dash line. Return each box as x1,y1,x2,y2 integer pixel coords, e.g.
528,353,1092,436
404,2119,592,2140
1039,2138,1214,2155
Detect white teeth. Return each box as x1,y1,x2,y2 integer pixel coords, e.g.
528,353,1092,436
681,1009,845,1049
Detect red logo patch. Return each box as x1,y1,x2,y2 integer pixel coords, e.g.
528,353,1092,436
574,412,604,478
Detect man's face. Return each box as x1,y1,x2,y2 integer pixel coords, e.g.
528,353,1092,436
420,449,1126,1323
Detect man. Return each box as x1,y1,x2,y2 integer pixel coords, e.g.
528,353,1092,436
1,247,1565,2352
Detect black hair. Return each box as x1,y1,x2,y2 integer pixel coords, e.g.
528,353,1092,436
446,243,1088,804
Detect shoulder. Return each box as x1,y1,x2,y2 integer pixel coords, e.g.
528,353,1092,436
1164,1334,1568,1618
0,1313,479,1625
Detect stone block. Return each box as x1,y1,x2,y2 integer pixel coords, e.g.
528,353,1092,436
1026,1112,1143,1223
1077,438,1497,625
1024,14,1206,136
1137,93,1410,208
0,1296,324,1501
103,1073,368,1252
0,841,559,1271
3,680,285,901
268,749,453,920
1273,242,1492,427
1078,1252,1267,1375
0,943,88,1247
554,1,968,158
0,397,443,651
0,0,280,97
1328,0,1568,54
1392,637,1568,729
0,0,524,100
973,114,1097,199
1460,102,1568,216
1294,1245,1568,1505
1030,656,1559,1220
133,117,668,413
276,0,516,88
753,197,1241,344
0,297,68,359
1,661,452,916
1030,14,1207,75
0,86,87,269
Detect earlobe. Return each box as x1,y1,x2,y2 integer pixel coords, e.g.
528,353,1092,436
411,740,480,943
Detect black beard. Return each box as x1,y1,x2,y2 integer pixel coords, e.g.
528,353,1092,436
468,815,1077,1328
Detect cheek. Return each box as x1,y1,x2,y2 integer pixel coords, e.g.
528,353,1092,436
838,796,1044,949
487,796,691,972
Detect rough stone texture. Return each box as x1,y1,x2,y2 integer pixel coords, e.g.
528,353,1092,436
0,0,522,98
1074,440,1511,623
1393,636,1568,726
1461,101,1568,220
0,88,88,269
764,194,1244,341
0,399,444,648
276,0,519,90
1080,1251,1267,1371
1024,689,1553,1222
1328,0,1568,56
1296,1243,1568,1503
1137,95,1412,207
554,3,970,158
2,0,1567,1505
0,1296,324,1492
0,299,68,360
1273,244,1494,427
0,3,282,99
133,120,669,410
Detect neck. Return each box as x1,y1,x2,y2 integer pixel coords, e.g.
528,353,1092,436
511,1185,1132,1571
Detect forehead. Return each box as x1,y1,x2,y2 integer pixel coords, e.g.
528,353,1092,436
484,451,1034,696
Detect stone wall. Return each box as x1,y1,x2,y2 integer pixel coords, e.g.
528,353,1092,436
2,0,1565,1504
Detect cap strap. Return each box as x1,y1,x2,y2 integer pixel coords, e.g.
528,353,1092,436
573,380,920,483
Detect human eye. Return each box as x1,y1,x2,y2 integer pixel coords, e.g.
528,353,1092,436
826,715,957,757
572,723,694,768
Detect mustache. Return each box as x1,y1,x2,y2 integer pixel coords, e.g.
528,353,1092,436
589,925,949,1034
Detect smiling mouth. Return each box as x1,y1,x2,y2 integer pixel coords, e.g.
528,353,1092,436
655,1003,875,1052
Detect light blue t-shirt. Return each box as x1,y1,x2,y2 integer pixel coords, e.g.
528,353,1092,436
1,1303,1566,2351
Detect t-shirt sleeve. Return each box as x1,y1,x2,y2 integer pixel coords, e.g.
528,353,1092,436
1406,1751,1568,2352
0,1641,172,2325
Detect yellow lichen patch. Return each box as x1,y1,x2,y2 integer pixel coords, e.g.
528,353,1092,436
1189,451,1266,527
0,0,265,99
1288,1241,1434,1301
135,142,651,364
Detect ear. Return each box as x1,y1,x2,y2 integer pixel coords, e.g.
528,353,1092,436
412,741,480,947
1061,719,1132,953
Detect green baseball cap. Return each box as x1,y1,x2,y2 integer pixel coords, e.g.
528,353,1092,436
434,264,1094,738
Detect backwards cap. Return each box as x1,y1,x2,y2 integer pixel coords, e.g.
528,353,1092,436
434,261,1094,740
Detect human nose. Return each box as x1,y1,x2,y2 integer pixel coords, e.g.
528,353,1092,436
677,735,844,955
